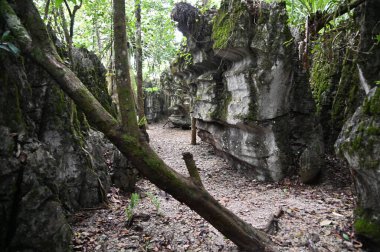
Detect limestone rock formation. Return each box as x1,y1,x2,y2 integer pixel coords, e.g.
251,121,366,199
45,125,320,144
145,90,164,123
310,20,365,151
0,26,132,250
334,1,380,248
171,1,324,182
336,87,380,248
161,69,192,128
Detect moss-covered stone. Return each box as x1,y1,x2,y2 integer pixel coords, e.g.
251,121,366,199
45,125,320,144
310,24,363,151
211,0,249,49
210,89,231,120
363,87,380,116
354,208,380,244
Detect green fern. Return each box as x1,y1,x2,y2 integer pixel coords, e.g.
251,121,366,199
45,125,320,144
125,193,140,222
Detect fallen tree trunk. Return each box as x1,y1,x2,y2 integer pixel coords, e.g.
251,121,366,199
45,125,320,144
0,1,276,251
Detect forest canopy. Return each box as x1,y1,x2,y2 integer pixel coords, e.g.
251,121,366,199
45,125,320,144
33,0,222,81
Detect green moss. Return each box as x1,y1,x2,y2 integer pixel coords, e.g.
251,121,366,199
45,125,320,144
210,91,231,120
331,52,359,126
354,208,380,243
211,0,248,49
340,118,380,167
367,125,380,135
212,11,231,49
363,88,380,116
122,134,139,146
351,135,363,151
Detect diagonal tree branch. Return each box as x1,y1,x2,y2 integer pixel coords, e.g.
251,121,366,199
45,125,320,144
0,1,277,250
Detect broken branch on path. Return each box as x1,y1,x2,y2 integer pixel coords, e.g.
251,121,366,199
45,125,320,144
182,152,203,187
263,208,284,235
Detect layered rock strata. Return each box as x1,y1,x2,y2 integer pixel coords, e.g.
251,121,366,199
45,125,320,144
172,0,324,182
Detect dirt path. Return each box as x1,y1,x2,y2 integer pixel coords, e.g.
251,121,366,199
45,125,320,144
72,123,361,252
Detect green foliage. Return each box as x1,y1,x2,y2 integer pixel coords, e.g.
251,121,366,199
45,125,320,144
146,192,160,212
138,116,147,126
195,0,221,13
55,0,78,7
125,193,140,221
144,86,160,93
375,34,380,44
128,0,179,79
35,0,180,80
281,0,348,28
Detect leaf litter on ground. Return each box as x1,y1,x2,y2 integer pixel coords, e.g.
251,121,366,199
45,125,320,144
71,123,361,252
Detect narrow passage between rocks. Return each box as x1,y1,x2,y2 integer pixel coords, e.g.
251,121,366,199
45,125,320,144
72,123,358,252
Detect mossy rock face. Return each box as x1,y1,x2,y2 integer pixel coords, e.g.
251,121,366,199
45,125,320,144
72,47,117,119
211,0,251,49
363,87,380,116
336,87,380,247
0,24,125,250
310,24,364,151
337,87,380,168
354,207,380,247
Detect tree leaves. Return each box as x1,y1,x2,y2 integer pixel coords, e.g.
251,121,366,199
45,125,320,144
55,0,64,6
55,0,77,6
284,0,345,27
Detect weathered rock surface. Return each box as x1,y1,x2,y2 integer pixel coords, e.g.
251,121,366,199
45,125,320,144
160,69,192,128
0,24,132,250
308,3,380,252
172,1,324,182
310,20,365,151
335,87,380,248
145,90,164,123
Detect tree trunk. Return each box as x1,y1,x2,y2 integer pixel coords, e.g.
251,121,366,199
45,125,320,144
43,0,50,21
0,1,276,251
112,0,140,136
191,117,196,145
135,0,147,129
58,4,73,64
94,19,102,54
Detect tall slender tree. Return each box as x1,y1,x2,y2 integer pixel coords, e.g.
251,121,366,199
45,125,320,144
135,0,146,127
112,0,140,136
